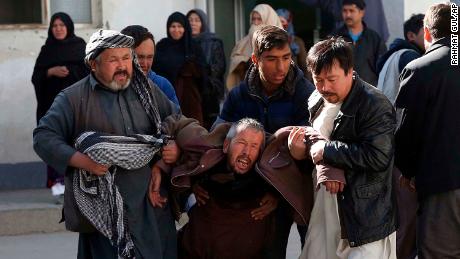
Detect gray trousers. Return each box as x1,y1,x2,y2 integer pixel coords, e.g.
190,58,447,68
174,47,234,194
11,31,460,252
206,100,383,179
417,188,460,259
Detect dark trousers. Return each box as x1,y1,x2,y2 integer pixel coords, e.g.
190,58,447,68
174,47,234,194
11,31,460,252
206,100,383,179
263,201,307,259
417,188,460,259
393,168,417,259
78,232,119,259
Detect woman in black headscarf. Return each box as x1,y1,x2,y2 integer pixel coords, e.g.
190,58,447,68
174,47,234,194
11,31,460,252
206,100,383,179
153,12,206,125
32,12,89,188
187,9,226,129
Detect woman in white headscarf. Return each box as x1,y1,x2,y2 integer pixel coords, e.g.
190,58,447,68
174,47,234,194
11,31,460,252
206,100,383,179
225,4,282,90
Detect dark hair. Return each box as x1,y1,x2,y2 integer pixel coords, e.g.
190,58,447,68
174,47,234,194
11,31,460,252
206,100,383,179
306,37,353,76
424,3,451,40
342,0,366,10
404,14,425,40
252,25,289,58
120,25,155,48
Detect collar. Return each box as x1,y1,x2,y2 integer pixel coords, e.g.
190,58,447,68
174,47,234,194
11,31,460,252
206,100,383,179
338,22,368,38
424,37,450,55
89,73,128,93
348,30,363,42
89,73,99,90
246,62,298,98
148,70,157,78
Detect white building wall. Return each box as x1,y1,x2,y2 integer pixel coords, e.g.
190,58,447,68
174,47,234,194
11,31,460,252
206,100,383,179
101,0,207,39
404,0,438,20
381,0,443,46
0,28,94,164
384,0,405,44
0,0,205,165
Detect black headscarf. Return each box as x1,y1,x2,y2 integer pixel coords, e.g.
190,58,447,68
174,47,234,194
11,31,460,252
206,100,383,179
153,12,199,85
186,9,220,63
31,12,88,123
46,12,76,44
186,9,226,102
186,9,210,34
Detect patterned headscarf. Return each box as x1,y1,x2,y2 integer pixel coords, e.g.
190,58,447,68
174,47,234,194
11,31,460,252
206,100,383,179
276,9,300,55
85,29,163,135
85,29,134,64
74,132,167,259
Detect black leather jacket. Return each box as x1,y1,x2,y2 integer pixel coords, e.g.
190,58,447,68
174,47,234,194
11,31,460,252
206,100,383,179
308,74,397,247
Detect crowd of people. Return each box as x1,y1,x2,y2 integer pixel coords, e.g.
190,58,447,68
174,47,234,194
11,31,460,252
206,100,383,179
31,0,459,258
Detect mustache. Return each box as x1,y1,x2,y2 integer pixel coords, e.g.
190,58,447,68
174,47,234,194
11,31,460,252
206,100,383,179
320,92,336,96
113,70,129,77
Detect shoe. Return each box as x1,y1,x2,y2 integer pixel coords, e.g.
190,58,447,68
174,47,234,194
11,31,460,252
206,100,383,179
51,182,65,196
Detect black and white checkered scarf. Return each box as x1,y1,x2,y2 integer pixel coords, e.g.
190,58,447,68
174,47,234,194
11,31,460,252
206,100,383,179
74,132,168,258
85,29,162,135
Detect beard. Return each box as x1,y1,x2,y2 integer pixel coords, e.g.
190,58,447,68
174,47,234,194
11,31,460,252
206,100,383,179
107,78,130,91
320,92,340,103
229,154,253,174
106,70,131,91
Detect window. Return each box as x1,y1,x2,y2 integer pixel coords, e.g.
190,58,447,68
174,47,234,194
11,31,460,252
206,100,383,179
0,0,93,26
0,0,42,24
50,0,92,24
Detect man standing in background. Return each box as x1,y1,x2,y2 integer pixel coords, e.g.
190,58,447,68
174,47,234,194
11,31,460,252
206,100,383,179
395,3,460,258
332,0,387,86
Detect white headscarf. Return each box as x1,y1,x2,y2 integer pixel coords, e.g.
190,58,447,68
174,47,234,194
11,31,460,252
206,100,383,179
226,4,283,90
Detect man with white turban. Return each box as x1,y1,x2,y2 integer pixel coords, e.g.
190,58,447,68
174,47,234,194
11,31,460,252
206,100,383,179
33,29,180,259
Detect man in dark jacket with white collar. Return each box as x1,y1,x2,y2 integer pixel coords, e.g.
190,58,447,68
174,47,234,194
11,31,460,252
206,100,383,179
290,36,397,258
331,0,387,86
395,3,460,258
376,13,425,259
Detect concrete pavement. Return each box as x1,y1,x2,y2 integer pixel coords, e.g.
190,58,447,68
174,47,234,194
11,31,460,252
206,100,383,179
0,232,78,259
0,189,65,235
0,227,302,259
0,188,303,258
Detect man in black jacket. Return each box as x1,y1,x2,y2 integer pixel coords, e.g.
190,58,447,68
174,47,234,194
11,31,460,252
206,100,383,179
376,13,425,259
331,0,387,86
395,3,460,258
290,37,397,258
